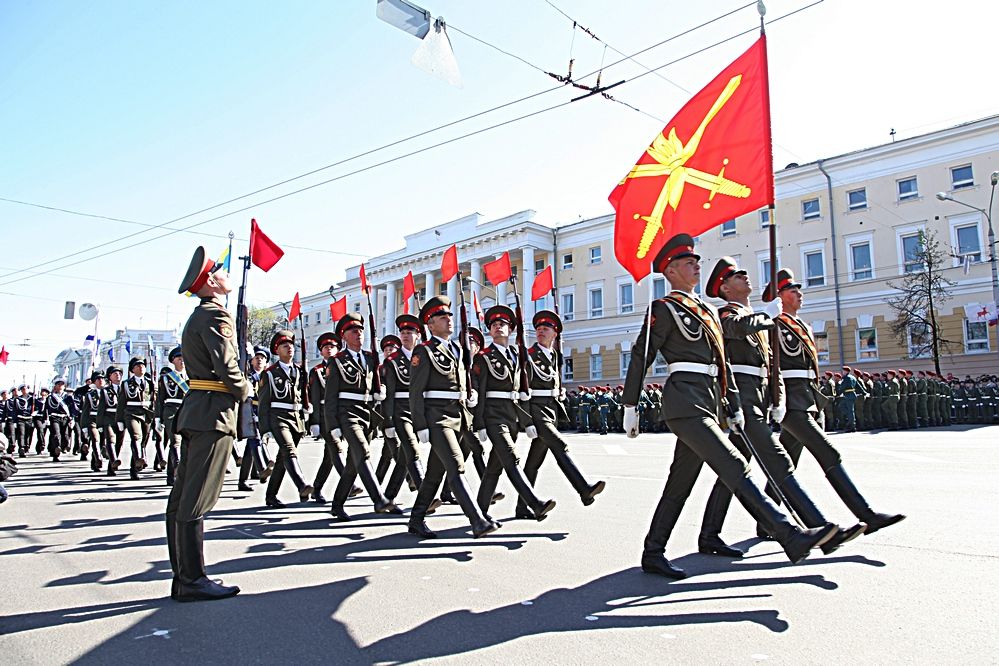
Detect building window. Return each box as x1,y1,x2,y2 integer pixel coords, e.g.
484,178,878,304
619,283,634,314
562,253,573,269
802,198,820,221
757,250,781,287
901,233,925,273
897,176,918,201
534,258,545,274
589,246,602,264
815,331,830,364
620,350,631,377
802,247,825,287
849,240,873,281
563,357,574,381
951,164,974,189
759,208,771,229
908,323,932,359
590,354,603,380
353,302,361,312
652,351,668,376
652,277,667,300
954,223,982,263
721,219,736,237
965,320,990,353
588,287,603,318
847,188,867,210
857,327,879,360
561,293,575,321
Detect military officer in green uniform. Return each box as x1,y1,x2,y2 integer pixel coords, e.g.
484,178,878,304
836,367,858,432
915,371,929,428
853,369,867,430
818,373,835,431
884,371,900,430
897,368,909,429
166,246,250,602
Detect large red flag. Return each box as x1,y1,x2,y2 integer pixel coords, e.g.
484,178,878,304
483,252,512,286
329,296,347,322
531,265,553,301
441,245,459,283
610,35,774,282
249,219,284,272
0,345,8,365
402,271,416,314
288,292,301,321
359,264,370,294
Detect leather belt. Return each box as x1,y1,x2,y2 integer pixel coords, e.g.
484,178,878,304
394,392,410,399
485,390,518,400
126,400,151,407
530,389,558,397
730,364,767,378
338,392,372,403
667,362,718,377
189,379,232,394
424,390,461,400
783,369,817,380
269,401,300,410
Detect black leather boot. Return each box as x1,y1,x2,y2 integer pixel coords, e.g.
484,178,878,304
641,496,686,579
284,456,314,501
174,519,239,602
697,481,744,558
776,474,865,554
825,464,905,535
166,515,180,600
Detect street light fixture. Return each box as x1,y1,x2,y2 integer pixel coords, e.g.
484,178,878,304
937,170,999,360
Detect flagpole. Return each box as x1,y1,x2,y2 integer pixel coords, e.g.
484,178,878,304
225,231,234,309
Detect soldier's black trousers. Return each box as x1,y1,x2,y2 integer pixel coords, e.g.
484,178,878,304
411,424,487,526
124,413,149,471
516,417,590,514
477,422,544,513
778,410,843,472
48,417,70,460
312,429,346,493
331,422,390,508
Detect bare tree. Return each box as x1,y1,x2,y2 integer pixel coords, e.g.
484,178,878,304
886,230,958,375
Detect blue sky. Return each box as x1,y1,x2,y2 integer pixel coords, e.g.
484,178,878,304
1,0,995,384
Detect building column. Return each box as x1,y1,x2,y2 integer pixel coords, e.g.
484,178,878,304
470,259,482,327
425,271,437,307
384,280,397,336
522,246,535,326
447,272,457,315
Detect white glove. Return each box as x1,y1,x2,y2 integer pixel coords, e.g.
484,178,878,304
763,299,783,318
519,388,532,402
524,425,538,440
304,406,313,416
729,410,746,431
559,387,567,401
309,424,321,438
477,429,488,443
624,405,639,438
374,387,386,402
117,422,125,433
417,429,430,444
466,389,478,409
770,402,787,424
332,428,342,440
384,427,397,439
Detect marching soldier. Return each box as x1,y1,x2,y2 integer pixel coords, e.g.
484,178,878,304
324,313,401,521
767,268,905,536
236,346,276,490
97,368,125,475
156,347,189,486
623,236,837,579
0,390,12,454
698,258,863,559
381,314,428,503
308,332,353,503
31,388,48,455
406,296,498,539
13,385,33,456
80,372,105,471
260,330,315,507
374,334,405,487
166,246,250,602
44,379,77,461
118,356,155,480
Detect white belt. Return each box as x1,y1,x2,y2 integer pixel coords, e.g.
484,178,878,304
783,369,817,380
126,401,151,407
531,389,558,397
89,411,99,416
394,392,410,399
338,392,372,403
731,364,768,378
424,390,461,400
485,390,518,400
270,401,300,410
667,362,718,377
165,398,183,405
105,408,117,413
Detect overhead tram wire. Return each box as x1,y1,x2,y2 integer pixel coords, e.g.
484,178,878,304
0,2,823,289
0,2,759,282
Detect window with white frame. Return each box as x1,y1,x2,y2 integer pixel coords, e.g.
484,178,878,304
759,208,771,229
590,353,603,380
652,351,668,376
802,198,820,220
652,277,667,300
847,188,867,210
588,286,603,318
847,235,874,281
563,357,574,381
620,350,631,377
857,327,879,360
561,292,575,321
907,322,932,358
951,164,974,189
589,246,602,264
965,319,989,353
439,282,448,296
562,253,573,269
618,282,634,314
898,228,925,274
951,215,982,264
897,176,918,201
800,242,826,287
721,219,736,237
815,332,830,364
757,250,782,287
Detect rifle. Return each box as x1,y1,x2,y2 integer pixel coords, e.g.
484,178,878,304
363,284,384,432
550,287,570,422
767,213,783,432
234,253,256,439
296,308,311,413
508,277,532,400
455,273,475,400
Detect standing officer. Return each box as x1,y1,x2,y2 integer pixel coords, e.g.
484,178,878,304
852,369,867,430
324,313,401,521
97,368,125,475
44,379,77,461
884,371,900,430
897,368,909,429
836,367,858,433
818,373,835,431
381,314,427,503
118,356,155,480
167,246,250,602
767,268,905,536
623,236,836,579
904,370,918,428
156,347,188,486
260,330,315,507
916,371,929,428
308,332,353,503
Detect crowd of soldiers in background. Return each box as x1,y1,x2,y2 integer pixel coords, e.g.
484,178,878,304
561,384,667,434
817,368,999,432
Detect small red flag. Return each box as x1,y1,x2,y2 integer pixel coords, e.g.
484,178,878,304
329,296,347,322
249,219,284,272
610,35,774,282
441,245,459,283
402,271,416,315
0,345,8,365
359,264,370,294
531,265,553,301
483,252,512,286
288,292,301,321
471,290,484,323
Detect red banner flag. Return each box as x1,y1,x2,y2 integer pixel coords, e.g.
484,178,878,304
610,35,774,282
471,290,484,323
441,245,459,283
249,219,285,272
531,265,553,301
402,271,416,314
0,345,8,365
359,264,370,294
288,292,301,321
483,252,512,286
329,296,347,322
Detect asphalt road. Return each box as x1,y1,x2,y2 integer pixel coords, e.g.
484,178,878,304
1,424,997,665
